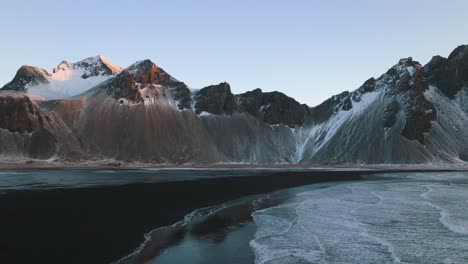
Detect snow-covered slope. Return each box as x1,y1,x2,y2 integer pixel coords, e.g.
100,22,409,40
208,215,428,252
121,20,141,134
2,55,122,100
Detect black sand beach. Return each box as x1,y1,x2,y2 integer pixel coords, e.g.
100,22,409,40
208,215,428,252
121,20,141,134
0,169,413,264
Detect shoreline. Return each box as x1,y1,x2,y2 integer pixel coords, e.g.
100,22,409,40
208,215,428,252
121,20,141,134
1,167,467,263
0,160,467,170
1,169,374,264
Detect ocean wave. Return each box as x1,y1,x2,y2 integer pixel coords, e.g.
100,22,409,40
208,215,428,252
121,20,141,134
250,172,468,264
421,184,468,235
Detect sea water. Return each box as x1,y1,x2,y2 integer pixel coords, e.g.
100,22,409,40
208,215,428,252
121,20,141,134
250,172,468,264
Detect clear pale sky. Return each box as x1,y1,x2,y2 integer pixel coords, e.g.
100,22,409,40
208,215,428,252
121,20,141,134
1,0,468,106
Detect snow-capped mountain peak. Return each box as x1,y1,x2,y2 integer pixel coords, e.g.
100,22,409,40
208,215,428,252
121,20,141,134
123,59,179,83
52,55,122,80
1,56,123,100
53,61,72,74
98,55,122,74
97,59,192,108
1,66,52,92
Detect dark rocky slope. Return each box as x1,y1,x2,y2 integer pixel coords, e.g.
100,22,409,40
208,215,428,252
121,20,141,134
0,92,82,159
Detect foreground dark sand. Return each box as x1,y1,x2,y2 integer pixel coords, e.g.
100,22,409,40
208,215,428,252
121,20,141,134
0,168,461,264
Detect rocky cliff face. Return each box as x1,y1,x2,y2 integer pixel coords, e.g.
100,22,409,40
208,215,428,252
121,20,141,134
0,45,467,164
0,93,42,133
100,59,192,110
193,82,239,115
425,45,468,99
0,92,81,159
236,88,311,127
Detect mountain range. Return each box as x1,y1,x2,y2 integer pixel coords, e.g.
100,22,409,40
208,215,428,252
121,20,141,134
1,45,467,164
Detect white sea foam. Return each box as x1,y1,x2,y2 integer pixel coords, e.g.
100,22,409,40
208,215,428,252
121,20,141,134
250,172,468,264
421,184,468,235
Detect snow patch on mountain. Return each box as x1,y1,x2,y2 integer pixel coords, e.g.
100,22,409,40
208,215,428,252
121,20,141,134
27,74,110,99
99,55,122,74
453,87,468,113
24,56,121,100
295,91,382,161
423,86,468,163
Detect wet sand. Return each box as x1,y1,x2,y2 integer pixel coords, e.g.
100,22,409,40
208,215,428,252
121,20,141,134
0,168,461,264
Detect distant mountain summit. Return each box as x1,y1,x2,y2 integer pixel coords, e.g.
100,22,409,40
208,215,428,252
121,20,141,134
53,55,122,79
95,59,192,109
0,46,467,164
1,55,122,99
2,66,51,92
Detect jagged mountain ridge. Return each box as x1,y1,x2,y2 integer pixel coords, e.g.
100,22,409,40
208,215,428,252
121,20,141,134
0,45,467,164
